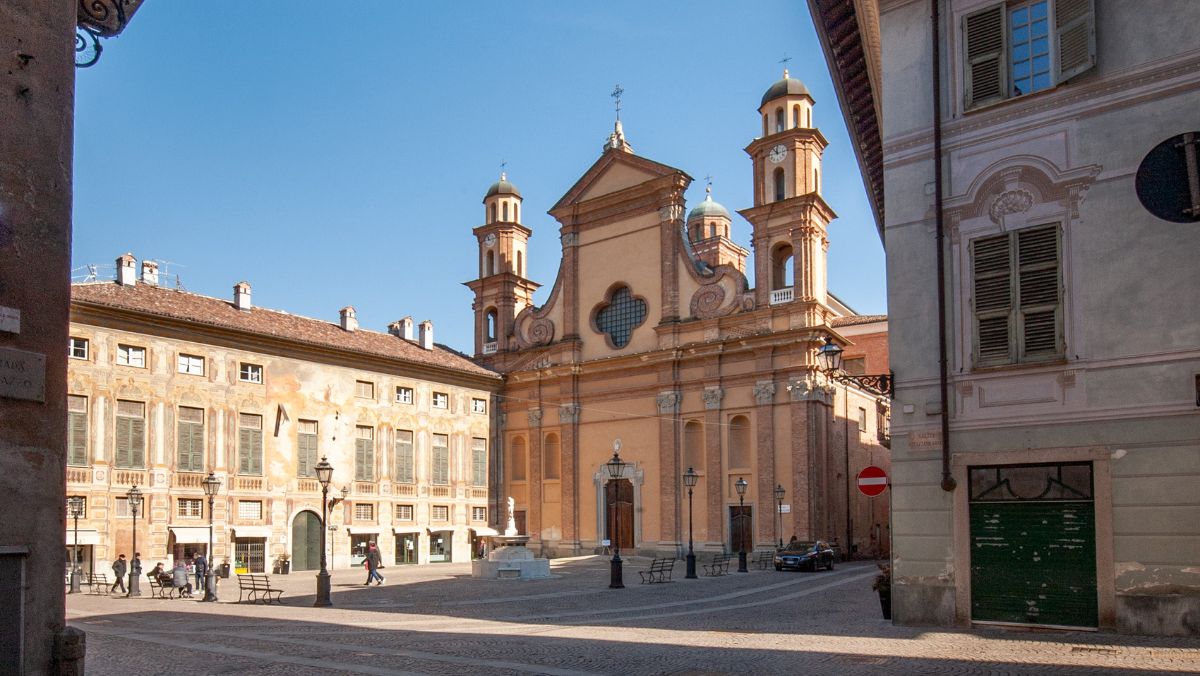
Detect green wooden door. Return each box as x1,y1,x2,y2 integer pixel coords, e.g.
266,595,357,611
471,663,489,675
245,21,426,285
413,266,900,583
968,462,1097,628
970,500,1097,627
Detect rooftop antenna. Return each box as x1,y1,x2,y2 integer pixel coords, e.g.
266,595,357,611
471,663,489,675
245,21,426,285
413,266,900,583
778,54,792,77
86,264,97,282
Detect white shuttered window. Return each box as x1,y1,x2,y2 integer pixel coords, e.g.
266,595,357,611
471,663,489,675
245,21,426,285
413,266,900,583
972,224,1063,367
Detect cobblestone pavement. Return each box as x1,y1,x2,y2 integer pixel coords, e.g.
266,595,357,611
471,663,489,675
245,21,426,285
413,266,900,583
68,557,1199,675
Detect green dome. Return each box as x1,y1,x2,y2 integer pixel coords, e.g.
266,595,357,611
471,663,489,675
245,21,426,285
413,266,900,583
687,194,730,221
484,173,522,200
760,75,811,107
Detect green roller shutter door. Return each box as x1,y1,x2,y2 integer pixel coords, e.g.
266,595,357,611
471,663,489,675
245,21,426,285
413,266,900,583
970,500,1097,627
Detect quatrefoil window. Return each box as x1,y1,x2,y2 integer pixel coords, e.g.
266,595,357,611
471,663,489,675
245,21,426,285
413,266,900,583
593,285,647,349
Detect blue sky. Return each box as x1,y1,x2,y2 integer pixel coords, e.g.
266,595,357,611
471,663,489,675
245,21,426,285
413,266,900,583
73,1,885,353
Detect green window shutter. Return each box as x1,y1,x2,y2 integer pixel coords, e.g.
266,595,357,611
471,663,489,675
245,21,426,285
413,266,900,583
68,411,88,466
130,417,145,468
297,433,316,477
238,427,252,474
1055,0,1096,83
963,3,1006,108
177,421,190,471
395,433,414,484
1017,225,1062,359
472,440,487,487
432,438,448,485
250,429,262,474
973,233,1014,365
355,438,374,481
115,417,131,468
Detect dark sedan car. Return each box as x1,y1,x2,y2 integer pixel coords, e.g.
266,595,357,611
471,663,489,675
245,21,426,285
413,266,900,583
774,541,836,571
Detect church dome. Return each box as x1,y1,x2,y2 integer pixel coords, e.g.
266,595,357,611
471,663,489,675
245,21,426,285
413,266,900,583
484,173,522,200
687,192,730,221
761,73,811,107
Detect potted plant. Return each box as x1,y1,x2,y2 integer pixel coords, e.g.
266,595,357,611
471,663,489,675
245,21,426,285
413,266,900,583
273,553,290,575
872,563,892,620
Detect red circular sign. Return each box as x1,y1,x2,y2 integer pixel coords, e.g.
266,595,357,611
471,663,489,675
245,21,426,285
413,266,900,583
857,466,889,497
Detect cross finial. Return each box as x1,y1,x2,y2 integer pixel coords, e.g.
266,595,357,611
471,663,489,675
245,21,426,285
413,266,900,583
704,174,713,197
611,84,624,121
500,160,507,180
779,54,792,78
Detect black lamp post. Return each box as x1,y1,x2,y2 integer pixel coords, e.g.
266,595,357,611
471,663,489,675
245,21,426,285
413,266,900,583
734,477,748,573
67,496,85,594
774,484,786,549
817,336,893,396
201,472,221,602
606,439,626,589
682,467,698,579
126,484,143,597
314,456,334,607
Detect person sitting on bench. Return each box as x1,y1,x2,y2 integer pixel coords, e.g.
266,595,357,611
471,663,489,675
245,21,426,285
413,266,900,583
172,561,193,597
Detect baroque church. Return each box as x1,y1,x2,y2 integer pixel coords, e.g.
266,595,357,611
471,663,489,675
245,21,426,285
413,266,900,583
467,72,891,558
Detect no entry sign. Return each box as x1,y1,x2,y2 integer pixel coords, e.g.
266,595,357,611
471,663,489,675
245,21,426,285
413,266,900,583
857,466,888,497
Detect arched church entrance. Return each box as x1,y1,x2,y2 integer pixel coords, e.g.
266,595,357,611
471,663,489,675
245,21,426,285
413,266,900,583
291,510,321,571
605,479,634,551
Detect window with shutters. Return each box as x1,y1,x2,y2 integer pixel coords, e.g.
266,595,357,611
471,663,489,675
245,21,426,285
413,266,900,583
237,413,263,475
431,433,449,485
177,354,205,376
395,386,414,404
432,505,449,521
471,438,487,487
69,337,89,360
396,504,414,521
177,498,203,518
238,500,263,520
393,430,415,484
116,344,145,368
971,224,1063,367
355,426,375,482
962,0,1095,110
176,406,205,472
354,502,374,522
355,380,375,399
239,362,263,384
297,420,318,478
114,400,146,469
67,395,89,466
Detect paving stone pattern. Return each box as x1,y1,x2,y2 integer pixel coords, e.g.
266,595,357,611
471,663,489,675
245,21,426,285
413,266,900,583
67,557,1199,675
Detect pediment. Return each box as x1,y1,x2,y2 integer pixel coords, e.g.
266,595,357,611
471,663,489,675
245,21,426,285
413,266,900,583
552,149,688,212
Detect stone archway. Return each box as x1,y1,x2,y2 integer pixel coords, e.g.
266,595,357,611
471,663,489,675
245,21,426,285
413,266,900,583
291,510,321,571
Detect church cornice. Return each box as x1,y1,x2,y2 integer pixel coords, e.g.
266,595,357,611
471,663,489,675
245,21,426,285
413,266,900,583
737,192,837,225
472,222,533,238
744,127,830,154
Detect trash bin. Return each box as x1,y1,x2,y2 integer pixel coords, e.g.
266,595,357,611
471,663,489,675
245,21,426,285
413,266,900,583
219,563,231,578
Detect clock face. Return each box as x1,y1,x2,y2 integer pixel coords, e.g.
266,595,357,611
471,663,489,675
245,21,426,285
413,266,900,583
483,233,497,247
768,144,788,164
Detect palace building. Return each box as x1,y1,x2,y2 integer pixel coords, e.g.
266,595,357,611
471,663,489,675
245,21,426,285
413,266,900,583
65,255,500,576
468,74,891,559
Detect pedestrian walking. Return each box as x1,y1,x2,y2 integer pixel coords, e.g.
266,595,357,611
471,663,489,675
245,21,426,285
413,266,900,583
194,553,207,594
110,554,127,594
364,542,384,585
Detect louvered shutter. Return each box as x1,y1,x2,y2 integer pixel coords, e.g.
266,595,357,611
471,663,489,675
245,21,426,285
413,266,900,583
68,411,88,466
178,420,192,471
1054,0,1095,83
238,427,252,474
355,437,373,481
964,3,1006,108
115,416,131,468
1017,225,1062,359
395,432,414,484
297,433,316,477
130,417,145,468
249,428,262,474
472,439,487,487
432,437,448,485
973,233,1014,365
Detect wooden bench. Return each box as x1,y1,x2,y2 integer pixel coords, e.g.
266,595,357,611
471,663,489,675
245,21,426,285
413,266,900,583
753,550,776,570
146,573,175,599
87,573,109,595
237,573,284,604
638,557,676,584
702,553,730,576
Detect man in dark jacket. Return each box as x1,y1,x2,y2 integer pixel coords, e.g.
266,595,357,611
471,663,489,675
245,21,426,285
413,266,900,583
364,542,384,585
193,554,207,594
110,554,127,594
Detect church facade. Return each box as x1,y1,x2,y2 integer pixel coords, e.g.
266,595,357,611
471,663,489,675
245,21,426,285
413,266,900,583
468,75,891,559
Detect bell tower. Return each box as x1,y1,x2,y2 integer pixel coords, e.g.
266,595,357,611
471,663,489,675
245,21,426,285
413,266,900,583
465,172,540,357
739,70,836,323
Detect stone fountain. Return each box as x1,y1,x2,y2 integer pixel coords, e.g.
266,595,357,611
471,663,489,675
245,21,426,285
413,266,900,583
471,497,551,580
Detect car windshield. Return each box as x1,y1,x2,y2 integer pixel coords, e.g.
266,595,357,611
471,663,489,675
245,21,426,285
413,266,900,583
782,542,816,553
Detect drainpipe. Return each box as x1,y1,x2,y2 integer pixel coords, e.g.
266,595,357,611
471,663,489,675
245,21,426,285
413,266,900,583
932,0,956,492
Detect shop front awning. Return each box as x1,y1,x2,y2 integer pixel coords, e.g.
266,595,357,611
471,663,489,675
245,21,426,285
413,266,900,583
392,526,423,534
65,529,100,546
229,526,270,539
470,526,500,536
168,526,213,545
346,527,384,535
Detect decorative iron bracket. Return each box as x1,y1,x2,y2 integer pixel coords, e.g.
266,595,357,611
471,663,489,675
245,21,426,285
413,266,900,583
76,0,144,68
826,370,893,397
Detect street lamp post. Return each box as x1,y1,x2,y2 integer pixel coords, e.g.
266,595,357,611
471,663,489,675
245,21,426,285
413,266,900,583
734,477,748,573
606,439,627,589
314,456,334,607
201,472,222,602
67,496,85,594
682,467,698,579
126,485,143,597
774,484,786,549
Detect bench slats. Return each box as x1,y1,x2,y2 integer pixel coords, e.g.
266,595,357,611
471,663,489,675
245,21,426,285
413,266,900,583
237,573,284,604
638,557,676,584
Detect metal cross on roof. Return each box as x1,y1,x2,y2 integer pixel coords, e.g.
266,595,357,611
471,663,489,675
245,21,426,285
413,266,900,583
611,84,624,121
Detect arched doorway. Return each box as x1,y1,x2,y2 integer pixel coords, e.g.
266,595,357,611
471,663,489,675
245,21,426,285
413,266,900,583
605,479,634,552
291,511,321,571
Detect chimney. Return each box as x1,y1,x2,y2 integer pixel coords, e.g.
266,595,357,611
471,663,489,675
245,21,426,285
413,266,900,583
233,281,252,311
418,319,434,350
340,306,358,332
388,316,415,340
116,253,137,286
140,260,159,286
